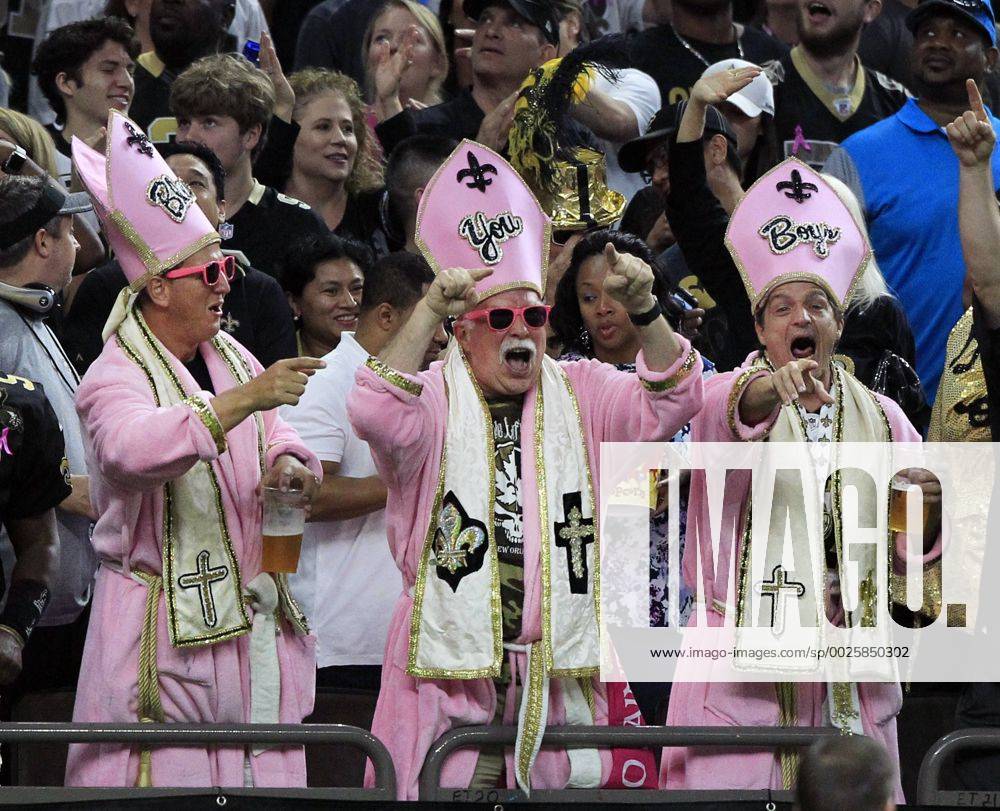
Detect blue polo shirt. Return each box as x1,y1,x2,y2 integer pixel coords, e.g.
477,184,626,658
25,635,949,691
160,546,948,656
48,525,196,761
835,98,1000,401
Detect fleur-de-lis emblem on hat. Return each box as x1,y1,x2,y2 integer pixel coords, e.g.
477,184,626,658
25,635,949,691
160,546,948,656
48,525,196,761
123,121,154,158
776,169,819,204
456,150,498,193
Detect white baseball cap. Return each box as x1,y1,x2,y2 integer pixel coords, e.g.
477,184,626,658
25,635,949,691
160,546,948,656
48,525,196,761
701,58,775,118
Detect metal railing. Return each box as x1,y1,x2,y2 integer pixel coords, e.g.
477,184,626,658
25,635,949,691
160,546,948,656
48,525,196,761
0,721,395,802
916,727,1000,806
419,724,840,802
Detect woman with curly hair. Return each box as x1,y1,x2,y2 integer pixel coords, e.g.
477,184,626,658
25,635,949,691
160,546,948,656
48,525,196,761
285,68,385,248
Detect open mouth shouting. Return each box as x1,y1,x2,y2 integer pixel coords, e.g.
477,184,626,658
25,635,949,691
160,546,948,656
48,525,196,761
806,1,833,22
208,300,224,319
500,337,536,376
790,335,817,360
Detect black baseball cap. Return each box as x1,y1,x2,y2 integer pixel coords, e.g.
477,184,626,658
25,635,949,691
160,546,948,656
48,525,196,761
906,0,997,44
0,181,91,249
463,0,562,46
618,102,739,174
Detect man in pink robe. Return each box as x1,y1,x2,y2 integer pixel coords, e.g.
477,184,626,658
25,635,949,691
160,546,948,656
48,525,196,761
657,70,940,800
65,111,324,788
347,140,704,799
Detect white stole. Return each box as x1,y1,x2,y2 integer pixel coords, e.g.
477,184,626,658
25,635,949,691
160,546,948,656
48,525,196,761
408,347,601,790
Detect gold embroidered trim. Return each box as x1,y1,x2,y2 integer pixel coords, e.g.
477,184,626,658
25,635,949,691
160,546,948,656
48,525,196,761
0,624,26,647
560,368,601,647
182,394,226,455
536,380,554,672
776,682,800,790
407,346,502,679
890,559,942,619
726,360,771,439
214,335,266,477
640,346,697,392
472,280,544,305
365,356,423,397
516,642,547,790
830,681,859,731
129,311,252,647
723,157,869,312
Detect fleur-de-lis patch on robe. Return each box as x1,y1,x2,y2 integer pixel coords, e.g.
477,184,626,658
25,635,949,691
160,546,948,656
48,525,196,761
433,491,488,592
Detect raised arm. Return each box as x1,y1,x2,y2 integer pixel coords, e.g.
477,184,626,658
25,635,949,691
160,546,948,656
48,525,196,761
601,242,681,371
379,267,492,374
947,79,1000,328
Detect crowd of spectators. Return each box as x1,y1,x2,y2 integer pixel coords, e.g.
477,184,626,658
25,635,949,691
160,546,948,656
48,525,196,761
0,0,999,801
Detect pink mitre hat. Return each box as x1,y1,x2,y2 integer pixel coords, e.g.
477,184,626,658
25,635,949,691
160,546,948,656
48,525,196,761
725,157,870,312
71,109,220,293
416,139,550,303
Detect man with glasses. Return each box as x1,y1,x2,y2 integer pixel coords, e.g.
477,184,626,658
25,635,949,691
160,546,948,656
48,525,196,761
824,0,1000,400
347,140,704,799
65,111,323,788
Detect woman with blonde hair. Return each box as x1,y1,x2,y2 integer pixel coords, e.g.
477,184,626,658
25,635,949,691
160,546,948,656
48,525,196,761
364,0,449,124
284,69,385,248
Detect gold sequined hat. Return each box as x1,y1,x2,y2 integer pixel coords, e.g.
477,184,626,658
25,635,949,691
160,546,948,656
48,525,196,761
534,147,626,231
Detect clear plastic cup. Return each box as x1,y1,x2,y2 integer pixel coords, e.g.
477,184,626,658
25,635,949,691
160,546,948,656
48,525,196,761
261,487,306,573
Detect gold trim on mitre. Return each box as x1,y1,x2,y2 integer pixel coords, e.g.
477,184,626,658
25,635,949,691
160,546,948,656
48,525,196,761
100,110,221,293
414,139,551,305
723,156,870,314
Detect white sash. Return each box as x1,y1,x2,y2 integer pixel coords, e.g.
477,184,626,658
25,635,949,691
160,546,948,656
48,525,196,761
735,361,891,731
117,307,258,647
408,347,600,790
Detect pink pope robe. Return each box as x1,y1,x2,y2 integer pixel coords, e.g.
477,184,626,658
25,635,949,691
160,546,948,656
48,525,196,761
66,331,321,788
660,354,940,801
347,341,704,799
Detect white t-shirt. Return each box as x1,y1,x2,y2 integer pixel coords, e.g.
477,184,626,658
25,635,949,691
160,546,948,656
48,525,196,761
600,0,645,34
593,68,660,204
280,333,401,667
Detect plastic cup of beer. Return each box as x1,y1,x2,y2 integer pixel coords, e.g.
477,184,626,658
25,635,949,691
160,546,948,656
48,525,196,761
262,487,306,573
888,474,930,534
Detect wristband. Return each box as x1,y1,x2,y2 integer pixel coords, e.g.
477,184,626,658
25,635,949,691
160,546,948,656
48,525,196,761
1,146,27,175
629,300,662,326
0,578,50,645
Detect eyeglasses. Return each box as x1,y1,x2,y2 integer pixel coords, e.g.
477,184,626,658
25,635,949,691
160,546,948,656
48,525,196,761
463,304,551,332
163,254,237,287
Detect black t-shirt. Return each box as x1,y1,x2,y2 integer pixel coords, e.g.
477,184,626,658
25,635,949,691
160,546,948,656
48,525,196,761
375,88,489,159
184,351,215,394
61,257,298,375
490,397,524,642
129,58,175,137
2,2,40,111
226,182,329,279
858,0,914,90
629,22,787,106
0,374,71,533
375,86,601,163
767,47,907,170
294,0,377,84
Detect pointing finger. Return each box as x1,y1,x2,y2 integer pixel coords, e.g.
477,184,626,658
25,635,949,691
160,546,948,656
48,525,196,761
968,78,988,122
604,242,622,267
468,267,494,281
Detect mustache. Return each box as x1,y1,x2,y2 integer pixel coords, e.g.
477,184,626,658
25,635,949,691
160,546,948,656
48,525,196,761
499,336,537,361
